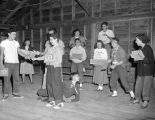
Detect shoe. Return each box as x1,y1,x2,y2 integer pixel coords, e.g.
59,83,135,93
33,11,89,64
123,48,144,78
46,101,55,107
97,86,103,91
132,99,140,104
141,101,148,109
53,102,64,109
12,94,24,99
42,98,50,103
130,97,135,102
2,95,9,101
30,82,34,84
110,91,117,97
37,96,42,100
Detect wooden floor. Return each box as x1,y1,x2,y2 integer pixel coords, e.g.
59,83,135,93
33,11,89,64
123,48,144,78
0,74,155,120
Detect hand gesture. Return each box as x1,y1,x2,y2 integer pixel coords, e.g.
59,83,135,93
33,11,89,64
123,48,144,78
72,59,82,63
110,64,116,69
25,55,31,60
33,51,40,55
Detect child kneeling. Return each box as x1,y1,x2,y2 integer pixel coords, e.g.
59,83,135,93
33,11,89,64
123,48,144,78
37,73,80,103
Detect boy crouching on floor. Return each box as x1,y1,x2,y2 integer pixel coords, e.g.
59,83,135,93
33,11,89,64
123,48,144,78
37,72,80,104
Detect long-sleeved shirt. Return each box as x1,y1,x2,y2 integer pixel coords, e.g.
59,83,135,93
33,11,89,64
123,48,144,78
137,45,155,76
63,81,80,102
93,48,108,60
45,45,64,67
111,46,127,68
98,29,115,44
70,46,87,63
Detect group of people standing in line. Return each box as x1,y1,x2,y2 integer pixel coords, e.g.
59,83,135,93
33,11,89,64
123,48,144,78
0,21,154,109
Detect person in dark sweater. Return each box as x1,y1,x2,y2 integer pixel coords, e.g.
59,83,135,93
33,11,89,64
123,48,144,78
132,34,155,109
63,72,80,103
37,72,80,103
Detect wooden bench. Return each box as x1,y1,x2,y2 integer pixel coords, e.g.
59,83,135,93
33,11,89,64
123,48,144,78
62,66,94,78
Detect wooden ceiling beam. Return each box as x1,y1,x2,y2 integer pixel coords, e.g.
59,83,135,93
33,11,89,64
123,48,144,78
2,0,28,24
0,24,15,29
74,0,90,16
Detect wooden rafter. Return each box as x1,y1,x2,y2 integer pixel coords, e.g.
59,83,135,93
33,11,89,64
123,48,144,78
2,0,28,24
0,24,15,29
74,0,90,16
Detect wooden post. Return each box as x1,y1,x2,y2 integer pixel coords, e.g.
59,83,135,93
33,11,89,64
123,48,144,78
40,28,43,52
30,8,34,46
92,0,94,17
91,23,96,58
72,0,75,20
61,0,63,21
22,17,25,42
39,0,42,24
31,30,34,47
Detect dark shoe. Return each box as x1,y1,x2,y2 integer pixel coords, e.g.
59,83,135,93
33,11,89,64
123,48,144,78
30,82,34,84
2,95,9,101
13,94,24,99
141,101,148,109
132,99,140,104
130,97,135,102
42,98,50,103
37,96,42,100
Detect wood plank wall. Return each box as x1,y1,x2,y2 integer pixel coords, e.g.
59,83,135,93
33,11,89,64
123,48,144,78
18,0,155,79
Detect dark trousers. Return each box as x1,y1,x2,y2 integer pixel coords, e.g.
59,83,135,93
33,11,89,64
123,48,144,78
4,63,20,96
71,62,83,83
135,76,153,101
110,66,131,92
46,66,63,104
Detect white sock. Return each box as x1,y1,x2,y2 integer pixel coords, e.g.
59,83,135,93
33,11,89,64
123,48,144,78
129,91,135,98
112,91,117,96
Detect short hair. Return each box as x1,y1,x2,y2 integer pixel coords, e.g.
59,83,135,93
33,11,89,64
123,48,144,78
75,38,81,43
48,27,57,34
72,29,82,37
94,40,105,49
22,38,31,46
49,34,59,42
136,33,150,44
7,28,17,33
111,37,119,44
101,22,108,27
47,28,58,40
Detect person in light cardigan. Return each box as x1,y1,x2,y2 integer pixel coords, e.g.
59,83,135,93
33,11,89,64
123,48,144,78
45,34,64,109
70,38,87,88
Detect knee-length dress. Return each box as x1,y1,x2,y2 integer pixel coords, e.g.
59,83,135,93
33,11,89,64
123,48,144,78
92,48,108,85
